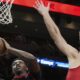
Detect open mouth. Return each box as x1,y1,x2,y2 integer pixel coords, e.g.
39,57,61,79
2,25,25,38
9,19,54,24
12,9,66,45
14,65,21,71
16,66,21,70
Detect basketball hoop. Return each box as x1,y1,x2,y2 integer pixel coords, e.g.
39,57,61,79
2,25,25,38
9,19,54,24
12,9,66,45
0,0,14,24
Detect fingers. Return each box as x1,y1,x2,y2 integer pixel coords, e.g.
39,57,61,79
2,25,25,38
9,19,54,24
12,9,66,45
33,0,44,9
34,0,40,9
36,0,41,6
36,0,43,6
47,2,51,9
33,1,38,10
1,38,10,48
33,0,49,15
39,0,44,6
33,4,38,10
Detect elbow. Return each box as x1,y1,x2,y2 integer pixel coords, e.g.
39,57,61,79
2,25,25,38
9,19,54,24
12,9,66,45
30,54,37,63
31,55,37,60
26,53,37,61
32,56,37,62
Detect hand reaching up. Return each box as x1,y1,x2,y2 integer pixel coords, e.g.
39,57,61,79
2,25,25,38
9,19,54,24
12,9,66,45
33,0,50,16
1,38,11,51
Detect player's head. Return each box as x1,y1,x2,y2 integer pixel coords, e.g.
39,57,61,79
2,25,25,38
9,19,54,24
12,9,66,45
12,59,28,75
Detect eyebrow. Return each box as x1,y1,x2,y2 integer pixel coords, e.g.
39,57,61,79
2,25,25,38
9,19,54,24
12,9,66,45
13,61,24,64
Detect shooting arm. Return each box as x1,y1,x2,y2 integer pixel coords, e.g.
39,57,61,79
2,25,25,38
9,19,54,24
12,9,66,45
8,47,36,60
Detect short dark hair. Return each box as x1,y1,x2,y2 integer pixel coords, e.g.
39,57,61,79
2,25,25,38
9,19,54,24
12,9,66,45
12,58,25,66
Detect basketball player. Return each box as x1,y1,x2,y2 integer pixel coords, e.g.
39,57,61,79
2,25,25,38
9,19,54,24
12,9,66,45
0,38,41,80
34,0,80,80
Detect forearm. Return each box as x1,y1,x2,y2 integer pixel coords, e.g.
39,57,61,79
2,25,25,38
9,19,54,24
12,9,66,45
42,12,61,41
31,60,42,80
8,47,36,60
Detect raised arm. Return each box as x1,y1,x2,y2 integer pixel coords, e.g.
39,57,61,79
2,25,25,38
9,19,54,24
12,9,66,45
1,38,41,80
1,37,36,60
9,47,42,80
34,0,78,58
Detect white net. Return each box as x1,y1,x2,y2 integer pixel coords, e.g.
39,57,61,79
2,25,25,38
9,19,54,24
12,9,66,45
0,0,14,24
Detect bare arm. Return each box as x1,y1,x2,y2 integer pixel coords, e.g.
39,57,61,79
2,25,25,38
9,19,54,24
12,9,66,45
2,38,41,74
9,47,41,72
1,37,36,60
34,0,78,58
43,13,78,58
8,47,36,60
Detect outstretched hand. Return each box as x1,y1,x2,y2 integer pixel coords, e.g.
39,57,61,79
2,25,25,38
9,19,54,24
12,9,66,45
33,0,50,16
1,38,11,51
0,37,10,56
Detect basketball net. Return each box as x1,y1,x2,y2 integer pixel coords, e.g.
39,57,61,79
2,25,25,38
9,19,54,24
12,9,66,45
0,0,14,24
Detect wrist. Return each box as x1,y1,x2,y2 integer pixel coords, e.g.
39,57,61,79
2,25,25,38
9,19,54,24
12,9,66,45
42,12,49,17
7,46,12,52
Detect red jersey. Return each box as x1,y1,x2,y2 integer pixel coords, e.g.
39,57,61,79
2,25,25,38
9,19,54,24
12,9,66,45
66,66,80,80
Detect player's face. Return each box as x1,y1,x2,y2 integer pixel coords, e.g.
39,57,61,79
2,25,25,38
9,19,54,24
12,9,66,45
12,60,28,74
